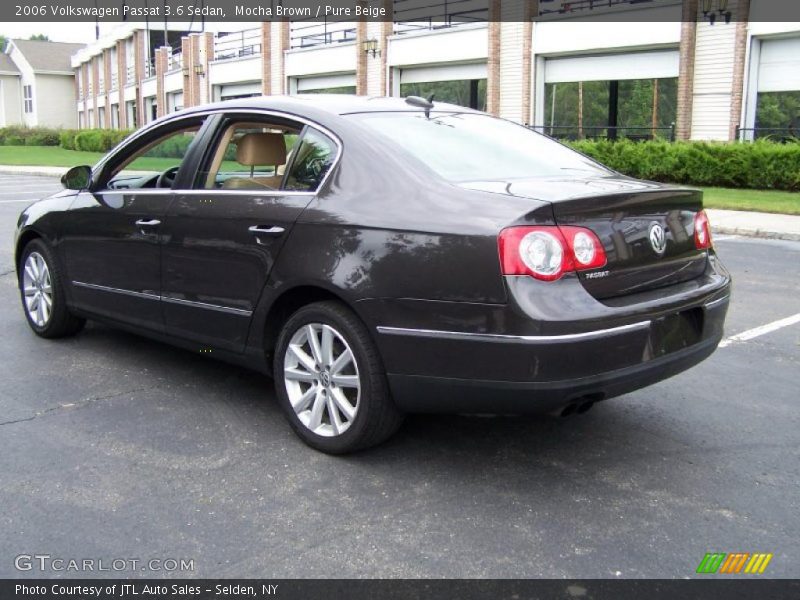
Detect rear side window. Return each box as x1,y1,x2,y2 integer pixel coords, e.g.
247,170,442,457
284,128,337,192
351,112,609,182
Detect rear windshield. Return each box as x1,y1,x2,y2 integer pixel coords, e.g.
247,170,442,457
351,112,609,182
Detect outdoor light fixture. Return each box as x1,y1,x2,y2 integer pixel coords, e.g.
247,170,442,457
702,0,732,25
193,64,204,75
362,38,380,58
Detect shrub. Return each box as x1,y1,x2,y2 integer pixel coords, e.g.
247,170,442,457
72,128,133,152
0,125,60,146
143,133,193,158
59,130,79,150
567,138,800,191
26,131,60,146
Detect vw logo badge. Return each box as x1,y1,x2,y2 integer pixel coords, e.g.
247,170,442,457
648,222,667,256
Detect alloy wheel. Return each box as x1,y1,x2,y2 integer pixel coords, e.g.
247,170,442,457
22,252,53,328
283,322,360,437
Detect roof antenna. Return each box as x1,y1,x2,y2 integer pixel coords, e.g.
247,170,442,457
405,94,434,119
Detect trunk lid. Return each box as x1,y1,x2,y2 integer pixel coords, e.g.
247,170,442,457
460,175,707,300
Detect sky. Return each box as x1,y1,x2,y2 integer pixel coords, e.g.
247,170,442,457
1,21,247,45
1,22,107,43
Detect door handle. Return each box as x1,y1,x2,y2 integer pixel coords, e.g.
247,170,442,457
135,219,161,227
248,225,285,236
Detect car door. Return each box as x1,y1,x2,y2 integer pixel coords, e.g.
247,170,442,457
160,112,339,352
61,115,212,331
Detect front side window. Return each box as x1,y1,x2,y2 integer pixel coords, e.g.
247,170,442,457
99,117,206,189
352,112,608,183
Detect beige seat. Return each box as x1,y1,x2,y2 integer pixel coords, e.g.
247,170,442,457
222,132,286,190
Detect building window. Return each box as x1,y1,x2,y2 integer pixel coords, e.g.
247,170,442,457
543,78,677,141
755,91,800,140
23,85,33,113
399,80,486,111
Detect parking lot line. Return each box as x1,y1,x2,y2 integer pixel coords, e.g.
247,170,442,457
0,189,58,196
0,198,45,204
719,312,800,348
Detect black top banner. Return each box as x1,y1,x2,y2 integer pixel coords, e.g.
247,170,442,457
5,0,800,23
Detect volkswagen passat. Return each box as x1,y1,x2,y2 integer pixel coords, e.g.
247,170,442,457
15,96,731,453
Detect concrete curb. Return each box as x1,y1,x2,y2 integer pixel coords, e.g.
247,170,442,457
0,166,68,177
712,226,800,243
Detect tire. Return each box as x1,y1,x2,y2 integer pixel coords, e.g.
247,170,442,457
273,300,404,454
19,239,85,339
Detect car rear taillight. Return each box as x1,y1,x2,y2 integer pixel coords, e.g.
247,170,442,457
694,210,713,250
498,225,607,282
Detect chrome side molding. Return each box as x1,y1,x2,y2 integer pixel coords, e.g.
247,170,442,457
703,295,730,309
72,281,252,317
376,321,652,344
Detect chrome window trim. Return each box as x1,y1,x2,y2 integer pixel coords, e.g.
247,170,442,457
376,321,652,344
96,188,316,197
94,107,343,196
72,281,252,317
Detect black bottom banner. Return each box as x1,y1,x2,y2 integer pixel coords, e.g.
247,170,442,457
2,579,799,600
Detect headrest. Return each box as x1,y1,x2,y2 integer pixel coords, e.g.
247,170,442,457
236,133,286,166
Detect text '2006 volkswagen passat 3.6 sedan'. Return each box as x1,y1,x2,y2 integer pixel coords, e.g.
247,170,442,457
15,95,730,453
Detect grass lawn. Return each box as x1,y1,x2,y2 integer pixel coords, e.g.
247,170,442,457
0,145,178,172
1,146,798,214
0,145,104,167
700,187,800,216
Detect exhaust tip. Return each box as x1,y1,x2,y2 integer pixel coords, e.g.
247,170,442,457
560,403,578,418
577,401,595,414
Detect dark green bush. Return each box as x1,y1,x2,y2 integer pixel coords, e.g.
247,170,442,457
26,131,60,146
0,126,61,146
72,128,133,152
59,130,79,150
143,133,193,158
567,138,800,191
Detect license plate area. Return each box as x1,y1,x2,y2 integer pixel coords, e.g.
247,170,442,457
648,308,704,358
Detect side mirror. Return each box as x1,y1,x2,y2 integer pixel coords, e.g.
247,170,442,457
61,165,92,190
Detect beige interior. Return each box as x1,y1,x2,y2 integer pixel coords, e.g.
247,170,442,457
205,122,295,190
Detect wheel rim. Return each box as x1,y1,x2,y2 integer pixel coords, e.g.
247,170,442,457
22,251,53,328
283,322,360,437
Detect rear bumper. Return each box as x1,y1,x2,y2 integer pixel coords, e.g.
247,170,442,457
386,330,722,414
359,253,731,413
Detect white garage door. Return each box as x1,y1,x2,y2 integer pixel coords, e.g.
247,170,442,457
545,50,679,83
219,81,261,99
296,73,356,92
400,62,487,84
758,37,800,92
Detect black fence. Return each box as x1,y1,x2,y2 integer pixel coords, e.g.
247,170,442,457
529,124,676,142
289,20,357,49
393,0,489,34
735,126,799,142
538,0,661,18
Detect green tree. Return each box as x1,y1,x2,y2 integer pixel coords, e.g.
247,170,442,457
756,91,800,137
29,34,49,41
0,35,7,52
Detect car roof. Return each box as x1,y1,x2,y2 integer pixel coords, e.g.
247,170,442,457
181,94,480,118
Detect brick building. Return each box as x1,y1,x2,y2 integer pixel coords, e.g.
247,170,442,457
70,0,800,142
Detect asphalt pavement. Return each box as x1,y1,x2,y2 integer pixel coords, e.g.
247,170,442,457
0,174,798,579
